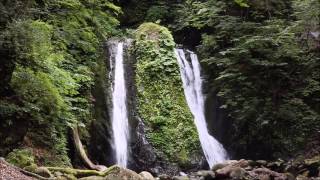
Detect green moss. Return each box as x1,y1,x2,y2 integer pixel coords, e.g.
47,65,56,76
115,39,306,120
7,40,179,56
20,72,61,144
6,148,36,168
134,23,200,165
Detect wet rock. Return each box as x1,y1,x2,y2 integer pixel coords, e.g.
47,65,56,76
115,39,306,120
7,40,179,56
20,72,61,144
104,166,143,180
196,170,215,179
256,160,268,166
158,174,171,180
211,163,228,171
229,167,246,179
244,165,253,171
215,159,250,177
249,168,287,180
78,176,106,180
211,160,239,171
296,175,309,180
247,160,255,167
285,173,296,180
131,119,180,176
301,170,310,177
182,153,206,172
304,155,320,167
266,159,285,171
139,171,155,180
172,176,189,180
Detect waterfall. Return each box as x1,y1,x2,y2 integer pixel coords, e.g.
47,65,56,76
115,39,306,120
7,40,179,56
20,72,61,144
110,42,129,167
175,49,228,168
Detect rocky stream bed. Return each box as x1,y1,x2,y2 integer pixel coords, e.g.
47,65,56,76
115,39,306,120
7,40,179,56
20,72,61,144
1,156,319,180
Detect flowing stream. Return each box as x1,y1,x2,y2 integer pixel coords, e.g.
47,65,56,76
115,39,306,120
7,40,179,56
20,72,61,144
110,42,129,167
175,49,228,167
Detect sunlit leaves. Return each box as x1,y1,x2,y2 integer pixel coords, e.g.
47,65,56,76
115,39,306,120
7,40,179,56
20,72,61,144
234,0,249,8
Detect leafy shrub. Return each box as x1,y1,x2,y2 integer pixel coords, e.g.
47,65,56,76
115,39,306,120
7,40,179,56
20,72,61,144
6,148,36,168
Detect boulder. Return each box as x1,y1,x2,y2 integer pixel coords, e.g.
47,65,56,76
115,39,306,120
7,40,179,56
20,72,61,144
266,159,285,171
229,167,246,179
304,155,320,167
104,166,143,180
255,160,268,166
211,160,238,171
78,176,106,180
196,170,215,179
296,175,309,180
172,176,189,180
215,159,250,177
249,168,287,180
285,173,296,180
139,171,155,180
158,174,171,180
211,163,228,171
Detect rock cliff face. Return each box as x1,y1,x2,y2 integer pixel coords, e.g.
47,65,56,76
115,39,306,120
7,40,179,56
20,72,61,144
89,22,216,174
88,37,188,175
88,41,114,167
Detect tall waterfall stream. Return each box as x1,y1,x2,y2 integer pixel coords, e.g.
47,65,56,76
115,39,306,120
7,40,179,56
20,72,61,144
110,42,129,167
175,49,228,167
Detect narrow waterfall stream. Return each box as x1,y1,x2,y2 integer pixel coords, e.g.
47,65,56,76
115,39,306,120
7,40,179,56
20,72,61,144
175,49,228,168
110,42,129,167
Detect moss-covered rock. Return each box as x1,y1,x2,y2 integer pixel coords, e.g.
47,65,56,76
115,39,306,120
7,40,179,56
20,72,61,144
134,22,201,167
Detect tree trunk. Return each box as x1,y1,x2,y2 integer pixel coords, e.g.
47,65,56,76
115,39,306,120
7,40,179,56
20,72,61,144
72,126,107,171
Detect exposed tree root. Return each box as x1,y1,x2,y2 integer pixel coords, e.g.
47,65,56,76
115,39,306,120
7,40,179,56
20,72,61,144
0,127,109,179
46,165,118,178
72,126,107,171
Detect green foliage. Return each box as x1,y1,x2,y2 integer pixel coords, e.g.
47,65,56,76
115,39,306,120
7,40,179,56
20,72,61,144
134,23,201,164
1,0,319,166
122,0,319,159
172,0,226,30
6,148,36,168
180,0,320,158
145,3,170,23
0,100,22,123
1,0,120,166
135,23,177,79
234,0,249,7
8,20,74,166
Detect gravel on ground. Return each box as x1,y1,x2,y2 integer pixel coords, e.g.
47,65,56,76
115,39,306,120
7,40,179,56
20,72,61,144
0,158,35,180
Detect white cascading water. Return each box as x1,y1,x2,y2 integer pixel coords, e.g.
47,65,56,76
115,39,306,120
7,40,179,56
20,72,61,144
175,49,228,168
111,42,129,167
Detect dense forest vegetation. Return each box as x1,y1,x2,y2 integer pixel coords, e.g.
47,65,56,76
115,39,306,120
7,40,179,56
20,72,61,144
0,0,319,179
